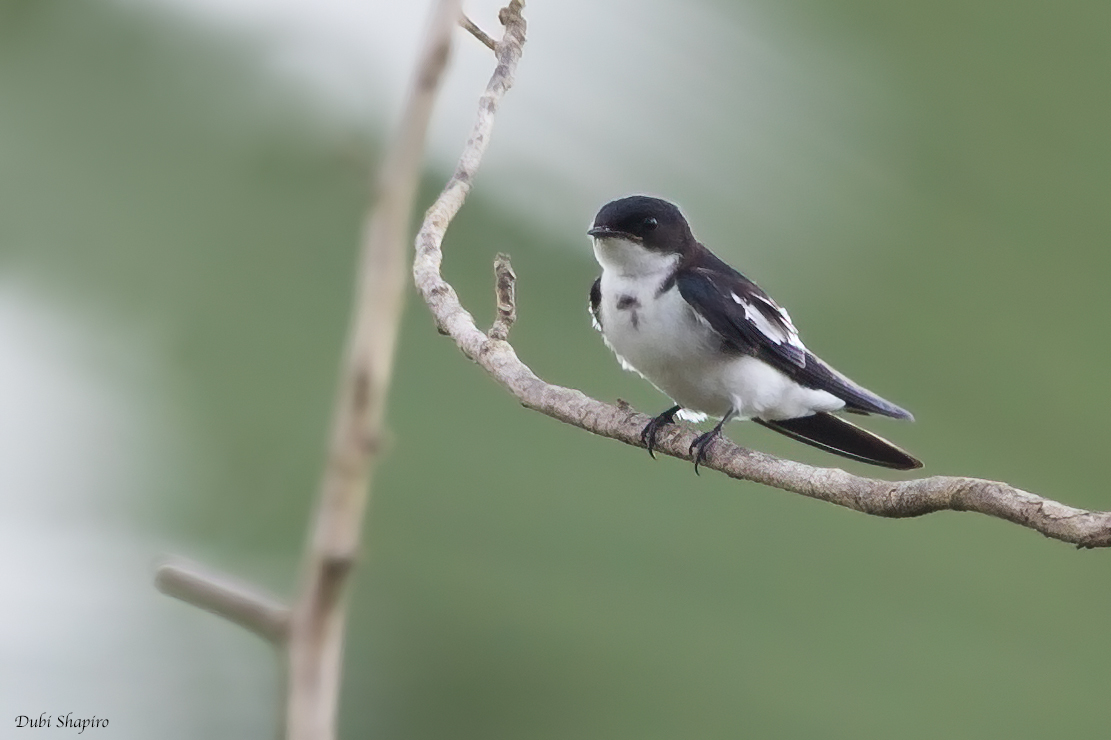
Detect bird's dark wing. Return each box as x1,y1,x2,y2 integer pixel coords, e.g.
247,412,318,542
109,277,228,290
589,276,603,331
675,258,913,420
675,263,807,367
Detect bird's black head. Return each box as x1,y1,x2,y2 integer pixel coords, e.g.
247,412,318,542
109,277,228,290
588,196,693,253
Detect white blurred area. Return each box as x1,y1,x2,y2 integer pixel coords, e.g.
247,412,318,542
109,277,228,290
108,0,899,262
0,283,274,739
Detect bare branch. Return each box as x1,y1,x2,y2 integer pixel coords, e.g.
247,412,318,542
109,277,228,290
155,560,289,644
413,0,525,331
412,1,1111,549
284,1,461,737
461,14,497,51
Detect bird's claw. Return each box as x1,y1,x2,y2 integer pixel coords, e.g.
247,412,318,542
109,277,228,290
688,429,720,475
640,405,681,459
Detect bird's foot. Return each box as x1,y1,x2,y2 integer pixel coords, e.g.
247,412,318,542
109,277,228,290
640,405,681,459
688,428,722,475
688,410,736,475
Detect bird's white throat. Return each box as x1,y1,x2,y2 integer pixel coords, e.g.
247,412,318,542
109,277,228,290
592,236,679,277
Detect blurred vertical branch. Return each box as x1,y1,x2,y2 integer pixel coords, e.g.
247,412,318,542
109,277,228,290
284,0,459,735
155,1,531,738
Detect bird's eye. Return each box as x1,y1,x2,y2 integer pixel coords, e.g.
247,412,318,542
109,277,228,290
643,217,658,230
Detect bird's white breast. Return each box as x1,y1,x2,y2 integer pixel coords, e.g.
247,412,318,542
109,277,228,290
593,236,843,421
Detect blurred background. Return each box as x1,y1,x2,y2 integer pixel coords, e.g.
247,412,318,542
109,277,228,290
2,0,1111,737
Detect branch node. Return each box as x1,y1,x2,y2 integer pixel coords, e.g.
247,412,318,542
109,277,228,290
499,0,526,29
488,253,517,340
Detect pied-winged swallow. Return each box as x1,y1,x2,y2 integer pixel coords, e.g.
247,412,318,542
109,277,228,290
588,195,921,471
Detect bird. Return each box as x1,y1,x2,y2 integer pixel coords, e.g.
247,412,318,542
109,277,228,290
587,195,921,472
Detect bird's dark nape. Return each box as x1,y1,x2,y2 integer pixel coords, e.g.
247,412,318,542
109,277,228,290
755,413,922,470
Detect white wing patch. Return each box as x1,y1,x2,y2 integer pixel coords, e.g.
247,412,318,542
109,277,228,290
731,291,807,353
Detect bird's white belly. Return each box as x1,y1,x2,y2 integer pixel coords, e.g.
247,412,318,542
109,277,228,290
600,279,843,421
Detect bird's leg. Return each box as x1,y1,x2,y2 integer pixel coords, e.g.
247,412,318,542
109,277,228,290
689,409,737,475
640,405,681,459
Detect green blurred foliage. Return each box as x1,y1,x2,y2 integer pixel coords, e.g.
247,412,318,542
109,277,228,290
3,0,1111,738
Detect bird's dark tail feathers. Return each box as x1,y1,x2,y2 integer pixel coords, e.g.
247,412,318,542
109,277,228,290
754,413,922,470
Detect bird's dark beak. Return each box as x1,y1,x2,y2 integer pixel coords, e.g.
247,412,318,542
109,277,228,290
588,226,639,241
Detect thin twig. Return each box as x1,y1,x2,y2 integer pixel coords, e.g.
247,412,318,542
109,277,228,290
461,14,497,51
155,560,289,644
412,0,1111,549
414,0,525,317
